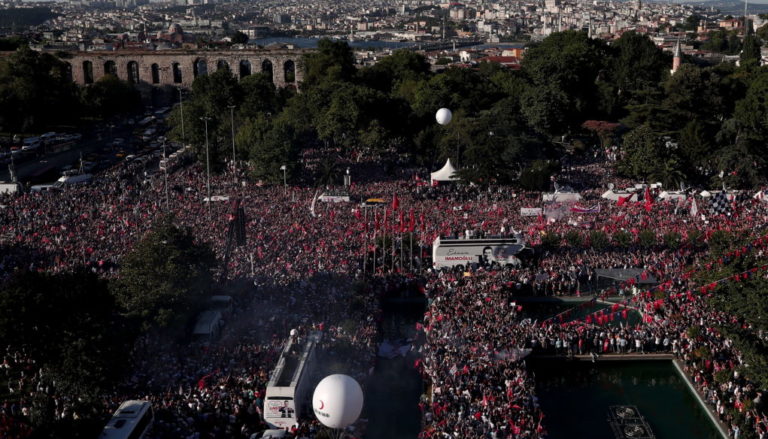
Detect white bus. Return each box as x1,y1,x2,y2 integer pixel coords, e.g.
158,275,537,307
100,400,153,439
432,236,530,270
264,331,322,429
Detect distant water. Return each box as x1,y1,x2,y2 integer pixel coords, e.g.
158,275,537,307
531,360,723,439
250,37,525,51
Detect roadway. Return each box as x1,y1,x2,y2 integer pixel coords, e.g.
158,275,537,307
0,123,137,185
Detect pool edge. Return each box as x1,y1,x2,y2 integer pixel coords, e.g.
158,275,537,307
671,358,729,439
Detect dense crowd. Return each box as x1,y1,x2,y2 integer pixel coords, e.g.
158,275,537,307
1,146,768,439
416,233,768,438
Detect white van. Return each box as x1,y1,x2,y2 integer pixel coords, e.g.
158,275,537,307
54,173,93,187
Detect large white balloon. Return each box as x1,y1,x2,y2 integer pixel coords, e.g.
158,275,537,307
435,108,452,125
312,374,364,429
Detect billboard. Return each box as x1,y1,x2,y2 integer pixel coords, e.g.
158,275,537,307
520,207,542,217
265,399,296,422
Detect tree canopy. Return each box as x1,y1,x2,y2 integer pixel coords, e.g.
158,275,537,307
111,216,216,331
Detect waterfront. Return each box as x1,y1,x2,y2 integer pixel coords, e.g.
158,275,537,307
531,360,723,439
249,36,525,51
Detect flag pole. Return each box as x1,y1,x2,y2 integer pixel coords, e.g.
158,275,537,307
363,207,368,276
391,229,395,272
410,231,413,273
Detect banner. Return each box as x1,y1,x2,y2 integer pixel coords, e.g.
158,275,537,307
570,204,601,214
520,207,542,217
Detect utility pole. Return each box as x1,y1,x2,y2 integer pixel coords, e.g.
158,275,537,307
178,87,185,145
163,141,170,211
228,105,236,182
200,116,212,216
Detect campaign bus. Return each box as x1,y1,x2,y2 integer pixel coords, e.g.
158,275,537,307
100,400,153,439
432,236,530,270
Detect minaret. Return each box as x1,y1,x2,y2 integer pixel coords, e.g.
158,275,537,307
670,38,681,75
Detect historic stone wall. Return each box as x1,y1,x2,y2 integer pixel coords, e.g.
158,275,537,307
65,49,309,88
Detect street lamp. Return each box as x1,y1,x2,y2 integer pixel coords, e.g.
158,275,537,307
280,164,287,193
228,105,236,181
178,86,185,145
200,116,212,215
162,140,170,211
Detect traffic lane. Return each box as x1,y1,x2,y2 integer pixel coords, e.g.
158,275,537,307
0,126,134,183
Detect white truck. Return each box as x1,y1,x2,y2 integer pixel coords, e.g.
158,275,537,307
264,331,322,429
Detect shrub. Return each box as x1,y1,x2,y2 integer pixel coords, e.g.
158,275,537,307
541,232,561,248
565,230,583,247
613,230,632,247
638,229,656,248
687,229,702,248
589,230,609,250
663,232,681,249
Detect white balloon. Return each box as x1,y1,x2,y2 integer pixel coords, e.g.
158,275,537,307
312,374,364,429
435,108,452,125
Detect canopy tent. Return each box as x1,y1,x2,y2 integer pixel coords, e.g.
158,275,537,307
601,190,638,202
659,191,687,201
754,190,768,202
701,190,737,199
430,159,459,184
542,192,582,202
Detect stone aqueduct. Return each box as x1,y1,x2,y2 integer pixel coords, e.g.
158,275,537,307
66,49,311,88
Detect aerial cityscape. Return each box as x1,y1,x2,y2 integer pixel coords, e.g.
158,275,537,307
1,0,768,438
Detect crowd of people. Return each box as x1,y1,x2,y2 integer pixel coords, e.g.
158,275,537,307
416,228,768,438
2,143,768,439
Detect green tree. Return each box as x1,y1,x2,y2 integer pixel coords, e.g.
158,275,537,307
0,46,81,132
520,83,570,136
678,119,713,169
608,31,668,114
239,72,280,117
111,216,215,331
638,229,656,248
81,74,141,118
618,125,664,180
360,49,430,92
757,23,768,41
565,230,584,247
590,230,610,250
239,113,301,183
519,159,560,190
740,34,762,68
0,270,131,396
521,31,609,135
453,97,547,184
231,31,249,44
613,230,632,247
166,69,242,169
301,38,356,87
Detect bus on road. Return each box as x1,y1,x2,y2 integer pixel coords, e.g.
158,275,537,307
432,236,531,270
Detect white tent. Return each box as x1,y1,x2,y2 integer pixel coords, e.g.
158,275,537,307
430,159,459,184
542,192,582,202
601,190,638,202
659,191,686,201
754,190,768,202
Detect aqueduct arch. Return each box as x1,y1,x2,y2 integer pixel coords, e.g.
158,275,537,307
67,49,307,88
